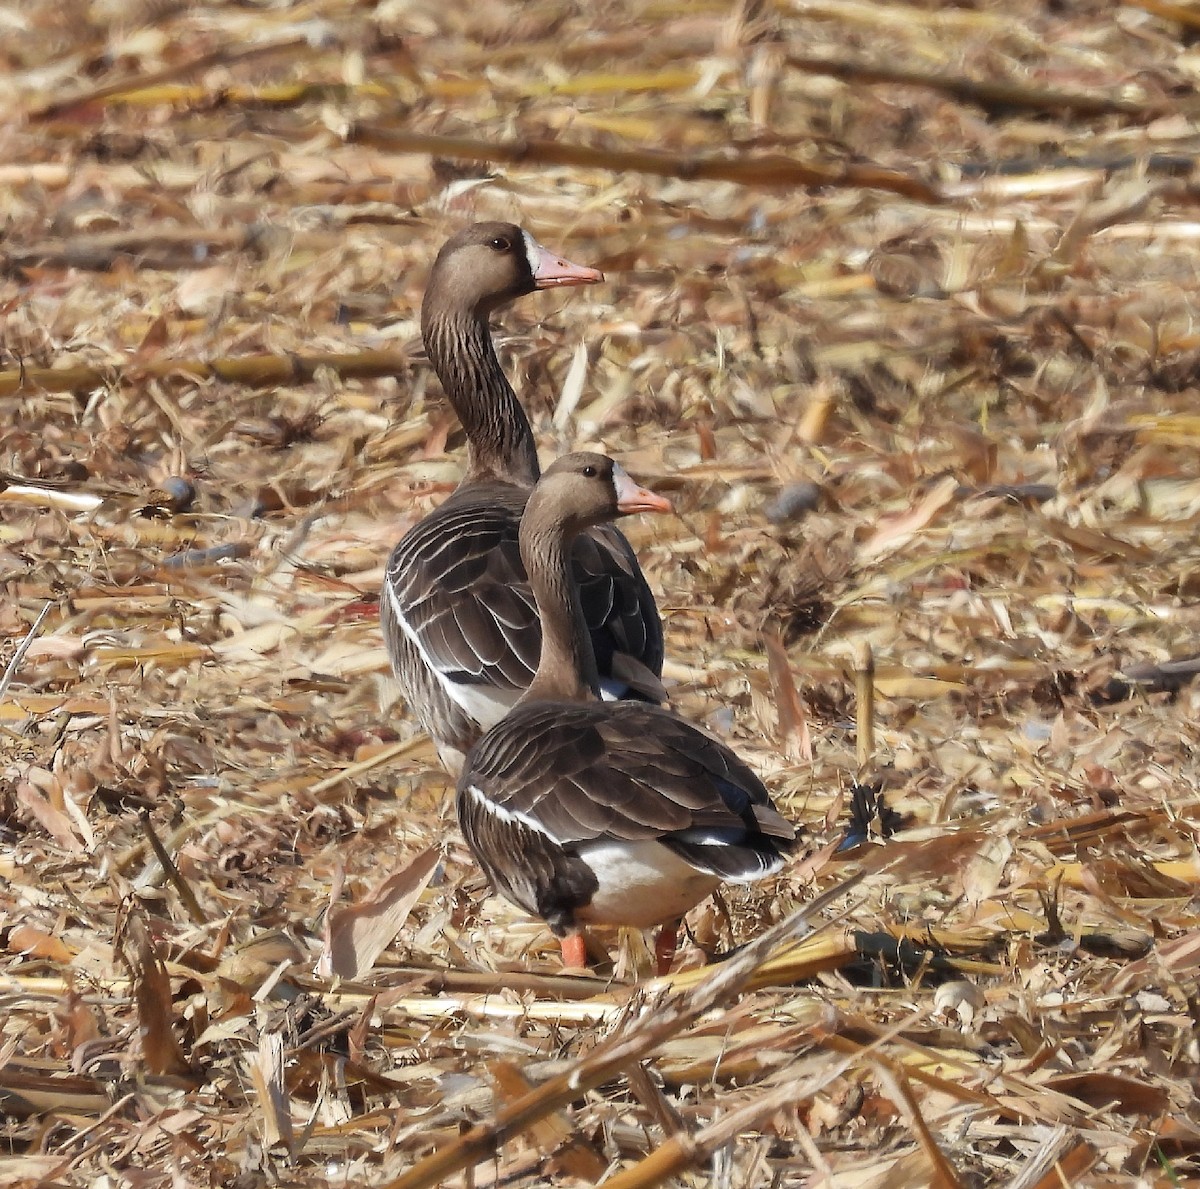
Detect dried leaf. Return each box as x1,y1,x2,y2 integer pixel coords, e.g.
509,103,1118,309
317,847,440,980
764,630,812,761
857,477,958,563
553,340,590,428
7,925,72,964
14,781,83,854
248,1027,294,1155
115,905,190,1077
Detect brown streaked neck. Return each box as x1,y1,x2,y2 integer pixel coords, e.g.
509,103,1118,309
518,511,600,705
422,304,541,487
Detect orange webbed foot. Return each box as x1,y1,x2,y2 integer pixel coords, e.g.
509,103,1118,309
654,920,681,976
560,931,588,969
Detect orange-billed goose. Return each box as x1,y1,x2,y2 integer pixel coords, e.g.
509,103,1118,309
380,223,664,774
457,452,796,974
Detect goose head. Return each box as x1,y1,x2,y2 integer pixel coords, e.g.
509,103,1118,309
531,452,673,538
518,452,671,705
425,222,604,321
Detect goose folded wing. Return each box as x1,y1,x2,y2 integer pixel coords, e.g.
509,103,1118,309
465,703,796,878
576,524,665,683
388,498,542,692
389,498,665,697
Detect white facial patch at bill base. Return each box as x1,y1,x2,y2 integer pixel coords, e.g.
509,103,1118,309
523,231,543,278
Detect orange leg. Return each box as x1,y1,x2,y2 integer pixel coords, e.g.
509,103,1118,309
654,920,682,976
560,931,588,969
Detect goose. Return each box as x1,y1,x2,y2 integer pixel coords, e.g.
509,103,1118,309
381,223,665,775
457,452,796,974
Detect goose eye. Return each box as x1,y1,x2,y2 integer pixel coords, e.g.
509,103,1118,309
489,236,511,252
582,464,597,478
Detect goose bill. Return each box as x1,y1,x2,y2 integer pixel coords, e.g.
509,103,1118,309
612,464,673,515
527,236,605,289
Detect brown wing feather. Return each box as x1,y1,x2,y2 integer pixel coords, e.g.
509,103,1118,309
383,481,664,758
460,701,796,880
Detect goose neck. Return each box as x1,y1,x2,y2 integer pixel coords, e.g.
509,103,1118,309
423,308,540,487
518,511,600,705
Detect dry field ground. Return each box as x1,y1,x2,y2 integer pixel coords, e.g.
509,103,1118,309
3,0,1200,1185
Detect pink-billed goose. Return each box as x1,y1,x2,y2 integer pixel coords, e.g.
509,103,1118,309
457,452,796,974
381,223,664,775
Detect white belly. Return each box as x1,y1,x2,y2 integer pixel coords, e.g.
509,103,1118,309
574,840,720,927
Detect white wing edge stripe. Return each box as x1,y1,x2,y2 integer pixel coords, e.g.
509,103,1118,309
464,783,561,842
719,854,789,883
383,577,515,726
